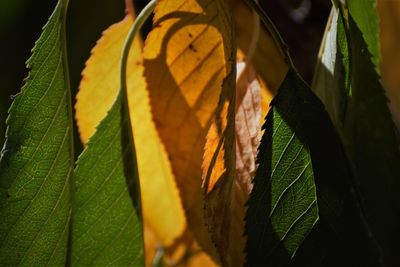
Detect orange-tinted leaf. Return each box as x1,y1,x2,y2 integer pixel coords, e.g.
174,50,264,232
144,224,159,266
233,61,262,265
202,59,266,266
142,0,235,262
187,251,217,267
75,16,186,249
200,2,289,265
158,229,218,266
202,95,235,267
378,0,400,131
203,57,269,266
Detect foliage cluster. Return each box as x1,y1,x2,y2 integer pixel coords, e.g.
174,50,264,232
0,0,399,266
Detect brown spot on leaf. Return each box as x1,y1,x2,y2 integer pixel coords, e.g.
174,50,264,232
189,44,197,53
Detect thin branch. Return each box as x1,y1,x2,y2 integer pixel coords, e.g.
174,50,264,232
125,0,136,18
120,0,156,95
245,0,260,65
119,0,157,223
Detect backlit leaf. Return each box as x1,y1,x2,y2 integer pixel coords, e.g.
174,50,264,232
72,15,144,266
247,64,382,266
245,69,319,266
200,2,290,264
201,1,287,265
75,15,186,249
0,1,73,265
72,91,144,266
347,0,380,68
142,0,236,262
202,58,269,266
200,3,236,267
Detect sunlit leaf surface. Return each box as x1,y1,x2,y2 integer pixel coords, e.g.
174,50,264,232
142,0,236,262
0,1,73,265
75,16,186,250
72,12,146,266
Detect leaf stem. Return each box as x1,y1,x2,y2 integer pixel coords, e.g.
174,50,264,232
61,0,75,265
120,0,156,90
243,0,294,68
119,0,156,215
245,0,260,65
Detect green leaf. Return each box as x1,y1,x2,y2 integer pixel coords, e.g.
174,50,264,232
70,1,153,263
314,2,400,265
347,0,380,68
338,2,400,265
72,93,144,266
0,1,74,266
245,69,319,265
246,68,382,266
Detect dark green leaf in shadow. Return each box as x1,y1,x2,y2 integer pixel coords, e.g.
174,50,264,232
246,68,382,266
337,2,400,265
0,0,74,265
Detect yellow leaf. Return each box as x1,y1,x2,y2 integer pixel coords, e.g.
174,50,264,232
202,96,235,266
159,229,214,266
187,251,217,267
202,59,264,266
142,0,236,263
75,15,186,250
144,224,159,266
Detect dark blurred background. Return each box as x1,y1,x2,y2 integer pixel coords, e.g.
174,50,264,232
0,0,331,156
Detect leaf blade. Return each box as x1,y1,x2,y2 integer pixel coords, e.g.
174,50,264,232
72,11,146,266
72,93,144,266
142,0,236,261
245,70,319,266
75,16,185,249
0,0,73,265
